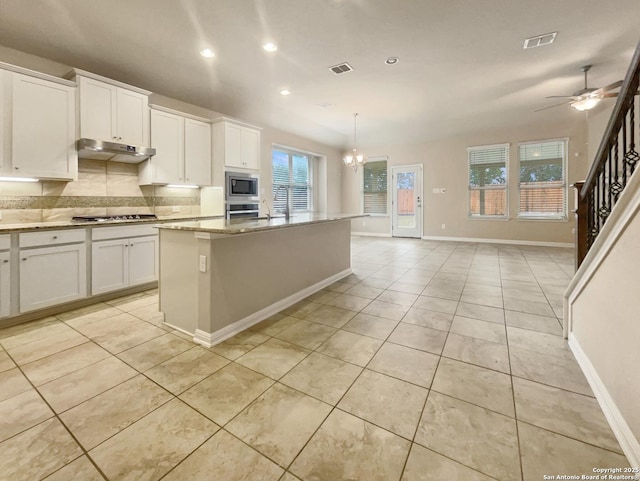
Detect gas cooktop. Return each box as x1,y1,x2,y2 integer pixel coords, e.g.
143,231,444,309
71,214,158,223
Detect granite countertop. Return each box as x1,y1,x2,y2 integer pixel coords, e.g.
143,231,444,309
156,213,366,235
0,214,224,233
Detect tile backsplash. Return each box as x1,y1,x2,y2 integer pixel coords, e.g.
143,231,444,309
0,159,201,224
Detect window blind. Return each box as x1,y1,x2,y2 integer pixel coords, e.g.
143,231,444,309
468,144,508,216
518,140,567,218
363,160,388,214
272,149,312,212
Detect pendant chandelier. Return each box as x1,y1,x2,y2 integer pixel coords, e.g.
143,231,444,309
343,112,366,172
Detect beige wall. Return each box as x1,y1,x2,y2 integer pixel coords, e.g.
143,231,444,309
587,103,615,167
344,118,589,244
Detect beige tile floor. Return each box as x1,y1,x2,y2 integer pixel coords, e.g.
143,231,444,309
0,237,630,481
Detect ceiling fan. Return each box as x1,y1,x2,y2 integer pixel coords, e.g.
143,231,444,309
536,65,623,112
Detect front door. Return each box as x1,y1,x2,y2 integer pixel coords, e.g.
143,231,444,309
392,165,423,238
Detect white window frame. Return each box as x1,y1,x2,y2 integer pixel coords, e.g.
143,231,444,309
361,156,389,216
517,138,568,221
467,143,509,219
271,147,314,213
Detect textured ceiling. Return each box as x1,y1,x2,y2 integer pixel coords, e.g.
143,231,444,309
0,0,639,149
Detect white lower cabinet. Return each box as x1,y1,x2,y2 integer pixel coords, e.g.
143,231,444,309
91,226,158,295
128,236,158,286
0,251,10,318
91,238,129,294
19,243,87,312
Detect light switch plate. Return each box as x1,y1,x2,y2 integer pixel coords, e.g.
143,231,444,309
199,255,207,272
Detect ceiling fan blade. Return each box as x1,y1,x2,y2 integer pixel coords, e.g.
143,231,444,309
535,101,570,112
601,80,623,92
603,91,640,98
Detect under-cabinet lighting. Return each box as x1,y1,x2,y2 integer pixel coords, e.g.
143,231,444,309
0,176,39,182
166,184,199,189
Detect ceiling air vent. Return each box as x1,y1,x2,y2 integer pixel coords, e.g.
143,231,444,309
523,32,558,49
329,62,353,75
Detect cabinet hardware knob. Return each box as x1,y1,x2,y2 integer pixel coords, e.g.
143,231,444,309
14,166,19,170
21,258,27,261
52,236,58,239
2,260,7,263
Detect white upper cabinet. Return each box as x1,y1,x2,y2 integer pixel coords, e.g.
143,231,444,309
146,109,183,184
0,65,77,180
139,106,211,186
184,118,212,186
115,87,148,146
212,118,261,171
75,71,150,147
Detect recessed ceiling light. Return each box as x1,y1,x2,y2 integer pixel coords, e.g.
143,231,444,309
280,89,291,96
385,57,399,65
263,42,278,52
200,48,215,58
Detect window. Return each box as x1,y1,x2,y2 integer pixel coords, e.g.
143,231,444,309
518,139,567,219
272,148,312,212
468,144,508,217
362,158,388,214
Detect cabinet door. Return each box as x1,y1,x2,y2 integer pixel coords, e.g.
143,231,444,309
242,127,260,170
12,73,76,180
224,122,244,169
150,110,183,184
184,118,211,185
19,244,87,312
79,76,116,142
128,236,158,286
116,88,148,146
0,71,6,174
0,252,9,318
91,238,128,295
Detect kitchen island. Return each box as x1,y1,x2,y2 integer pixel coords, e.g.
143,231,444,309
156,213,364,347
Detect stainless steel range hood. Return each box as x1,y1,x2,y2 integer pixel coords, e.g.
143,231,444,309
77,138,156,163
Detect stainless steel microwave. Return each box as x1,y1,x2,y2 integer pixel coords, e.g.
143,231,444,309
225,171,259,200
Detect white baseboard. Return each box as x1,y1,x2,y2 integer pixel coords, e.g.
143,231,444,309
569,333,640,468
351,231,392,237
193,268,352,348
422,235,573,248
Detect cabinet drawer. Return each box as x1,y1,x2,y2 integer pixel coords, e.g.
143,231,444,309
19,229,86,248
0,235,9,251
92,224,158,241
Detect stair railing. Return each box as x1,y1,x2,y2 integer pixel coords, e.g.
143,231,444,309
575,40,640,268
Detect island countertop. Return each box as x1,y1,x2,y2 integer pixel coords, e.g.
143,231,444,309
155,213,367,235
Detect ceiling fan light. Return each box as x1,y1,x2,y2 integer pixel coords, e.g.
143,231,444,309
572,96,602,111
